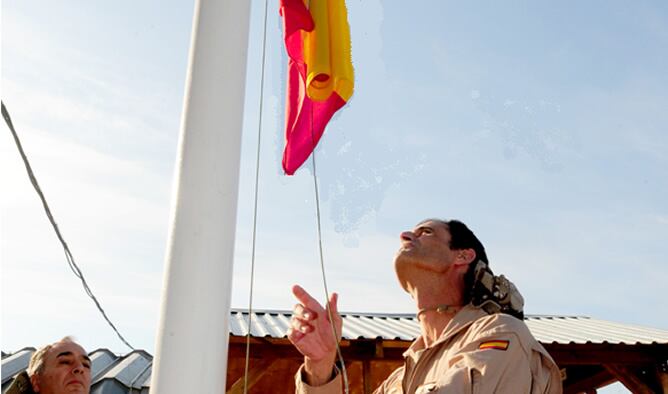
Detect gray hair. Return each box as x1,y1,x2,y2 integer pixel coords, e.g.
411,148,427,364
27,336,77,377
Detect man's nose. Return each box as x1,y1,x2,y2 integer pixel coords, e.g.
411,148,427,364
72,363,84,374
400,231,415,242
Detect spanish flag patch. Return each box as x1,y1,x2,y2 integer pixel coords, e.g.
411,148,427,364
479,340,510,351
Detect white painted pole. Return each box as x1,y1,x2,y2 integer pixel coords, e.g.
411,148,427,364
150,0,250,392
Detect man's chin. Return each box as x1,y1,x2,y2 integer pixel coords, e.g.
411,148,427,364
396,245,413,254
394,250,419,267
64,382,87,393
65,388,88,394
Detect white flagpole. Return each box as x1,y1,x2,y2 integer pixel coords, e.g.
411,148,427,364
150,0,250,392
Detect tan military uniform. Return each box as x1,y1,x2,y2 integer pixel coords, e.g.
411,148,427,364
295,305,562,393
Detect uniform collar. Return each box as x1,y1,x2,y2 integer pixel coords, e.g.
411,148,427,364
403,304,488,359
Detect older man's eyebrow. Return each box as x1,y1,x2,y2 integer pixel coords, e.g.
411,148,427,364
56,351,90,362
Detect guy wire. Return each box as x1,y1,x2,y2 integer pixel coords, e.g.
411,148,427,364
2,101,134,351
243,0,270,392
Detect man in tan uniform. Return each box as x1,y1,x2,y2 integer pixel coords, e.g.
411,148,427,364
288,219,562,393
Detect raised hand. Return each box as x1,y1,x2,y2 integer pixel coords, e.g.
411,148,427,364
287,284,342,385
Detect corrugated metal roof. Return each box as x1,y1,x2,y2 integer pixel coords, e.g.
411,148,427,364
89,348,118,378
1,348,35,385
525,315,668,345
230,309,668,345
3,310,667,393
93,350,153,389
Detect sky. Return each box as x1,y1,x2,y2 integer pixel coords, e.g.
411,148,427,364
2,2,667,391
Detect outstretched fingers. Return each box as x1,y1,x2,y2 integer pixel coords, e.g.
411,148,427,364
292,284,324,313
291,303,315,331
287,326,306,343
288,285,343,364
288,295,318,346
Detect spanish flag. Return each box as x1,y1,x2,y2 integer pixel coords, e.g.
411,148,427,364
479,340,510,351
279,0,354,175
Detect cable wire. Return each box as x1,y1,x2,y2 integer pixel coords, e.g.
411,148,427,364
2,100,135,351
243,0,270,392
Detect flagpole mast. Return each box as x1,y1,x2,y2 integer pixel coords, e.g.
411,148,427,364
150,0,250,392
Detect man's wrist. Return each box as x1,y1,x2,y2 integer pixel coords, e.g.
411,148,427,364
303,357,336,386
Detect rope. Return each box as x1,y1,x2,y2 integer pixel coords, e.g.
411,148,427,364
243,0,270,392
309,103,350,394
243,0,349,390
2,101,135,350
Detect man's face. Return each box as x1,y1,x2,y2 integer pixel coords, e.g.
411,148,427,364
394,219,457,275
32,341,91,394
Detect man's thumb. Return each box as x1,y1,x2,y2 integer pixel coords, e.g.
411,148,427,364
328,292,339,315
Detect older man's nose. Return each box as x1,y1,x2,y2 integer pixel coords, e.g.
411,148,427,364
73,363,84,374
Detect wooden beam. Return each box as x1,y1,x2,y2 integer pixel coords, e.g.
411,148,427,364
228,338,668,366
545,343,668,365
604,364,654,394
563,368,615,394
227,359,276,394
227,341,409,362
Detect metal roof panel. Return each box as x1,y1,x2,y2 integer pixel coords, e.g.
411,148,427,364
1,348,34,384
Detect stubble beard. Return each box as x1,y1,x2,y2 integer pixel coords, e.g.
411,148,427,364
393,249,413,292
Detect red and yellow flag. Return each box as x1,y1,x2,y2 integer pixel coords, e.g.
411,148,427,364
479,340,510,351
279,0,354,175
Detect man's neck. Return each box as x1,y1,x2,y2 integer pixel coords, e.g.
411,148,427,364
412,288,465,347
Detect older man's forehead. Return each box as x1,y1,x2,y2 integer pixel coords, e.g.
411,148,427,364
49,341,88,360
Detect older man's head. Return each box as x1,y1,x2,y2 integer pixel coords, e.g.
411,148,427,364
28,337,91,394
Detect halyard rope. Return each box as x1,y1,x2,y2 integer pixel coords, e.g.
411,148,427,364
243,0,270,392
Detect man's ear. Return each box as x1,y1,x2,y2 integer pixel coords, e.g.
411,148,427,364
454,249,476,266
30,374,40,392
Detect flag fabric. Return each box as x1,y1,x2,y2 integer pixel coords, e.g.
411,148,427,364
279,0,354,175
